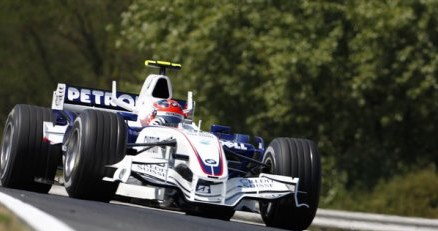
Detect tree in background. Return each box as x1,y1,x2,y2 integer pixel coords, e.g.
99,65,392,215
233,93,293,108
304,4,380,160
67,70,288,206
0,0,132,124
0,0,437,216
119,0,438,210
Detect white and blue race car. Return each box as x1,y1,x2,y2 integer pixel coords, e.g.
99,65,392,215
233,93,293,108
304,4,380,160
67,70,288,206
0,60,321,230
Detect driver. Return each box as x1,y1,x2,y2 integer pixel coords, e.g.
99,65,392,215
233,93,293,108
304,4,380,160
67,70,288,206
140,99,185,127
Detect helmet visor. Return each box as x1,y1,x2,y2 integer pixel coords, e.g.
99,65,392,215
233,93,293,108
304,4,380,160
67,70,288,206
156,112,183,126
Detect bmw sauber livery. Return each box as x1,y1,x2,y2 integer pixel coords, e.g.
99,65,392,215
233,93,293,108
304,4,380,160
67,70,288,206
0,60,321,230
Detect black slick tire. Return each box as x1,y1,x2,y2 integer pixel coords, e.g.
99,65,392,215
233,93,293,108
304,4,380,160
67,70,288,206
63,109,127,202
260,137,321,230
0,104,61,193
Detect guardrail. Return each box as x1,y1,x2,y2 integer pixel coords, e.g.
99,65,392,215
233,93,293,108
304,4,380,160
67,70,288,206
233,209,438,231
313,209,438,231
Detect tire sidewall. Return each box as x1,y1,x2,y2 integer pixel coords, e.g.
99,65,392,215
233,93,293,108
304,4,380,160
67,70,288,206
63,117,84,189
0,110,18,184
259,144,279,221
261,145,278,174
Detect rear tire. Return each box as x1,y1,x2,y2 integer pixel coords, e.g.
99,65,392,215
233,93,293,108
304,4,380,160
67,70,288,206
0,104,61,193
63,110,127,202
260,138,321,230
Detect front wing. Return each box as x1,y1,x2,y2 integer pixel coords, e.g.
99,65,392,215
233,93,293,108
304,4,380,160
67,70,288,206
104,154,309,208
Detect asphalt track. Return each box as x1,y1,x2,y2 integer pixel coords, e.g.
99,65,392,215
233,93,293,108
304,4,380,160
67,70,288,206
0,186,285,231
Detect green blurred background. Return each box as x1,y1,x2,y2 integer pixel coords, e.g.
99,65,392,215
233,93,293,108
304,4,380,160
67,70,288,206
0,0,437,218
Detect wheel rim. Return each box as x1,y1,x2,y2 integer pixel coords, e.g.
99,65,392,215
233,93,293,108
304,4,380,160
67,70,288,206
64,128,80,177
1,123,14,178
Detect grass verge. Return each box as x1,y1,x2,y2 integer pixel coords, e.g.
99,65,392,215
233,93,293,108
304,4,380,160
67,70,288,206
0,205,31,231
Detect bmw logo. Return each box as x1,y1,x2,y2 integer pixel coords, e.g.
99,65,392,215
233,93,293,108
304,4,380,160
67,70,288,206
205,159,217,165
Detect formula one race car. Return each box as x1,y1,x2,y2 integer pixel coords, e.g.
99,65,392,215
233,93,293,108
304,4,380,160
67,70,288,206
0,60,321,230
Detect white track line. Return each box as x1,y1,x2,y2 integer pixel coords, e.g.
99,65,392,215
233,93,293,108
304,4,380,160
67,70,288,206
0,191,75,231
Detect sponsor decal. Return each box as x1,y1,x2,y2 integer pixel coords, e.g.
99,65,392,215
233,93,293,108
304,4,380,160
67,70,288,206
144,136,160,143
133,164,166,179
199,139,210,145
65,86,138,109
53,84,66,107
221,141,248,150
142,136,161,153
204,159,217,165
186,130,214,138
196,185,211,194
239,178,275,189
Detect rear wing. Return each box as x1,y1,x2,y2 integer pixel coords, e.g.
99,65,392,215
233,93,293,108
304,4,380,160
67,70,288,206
51,83,187,113
51,83,139,113
145,60,181,75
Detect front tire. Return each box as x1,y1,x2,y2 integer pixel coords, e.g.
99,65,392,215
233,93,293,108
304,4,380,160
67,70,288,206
260,138,321,230
0,104,61,193
63,110,127,202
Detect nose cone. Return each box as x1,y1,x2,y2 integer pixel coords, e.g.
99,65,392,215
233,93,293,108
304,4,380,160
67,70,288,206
186,132,227,177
